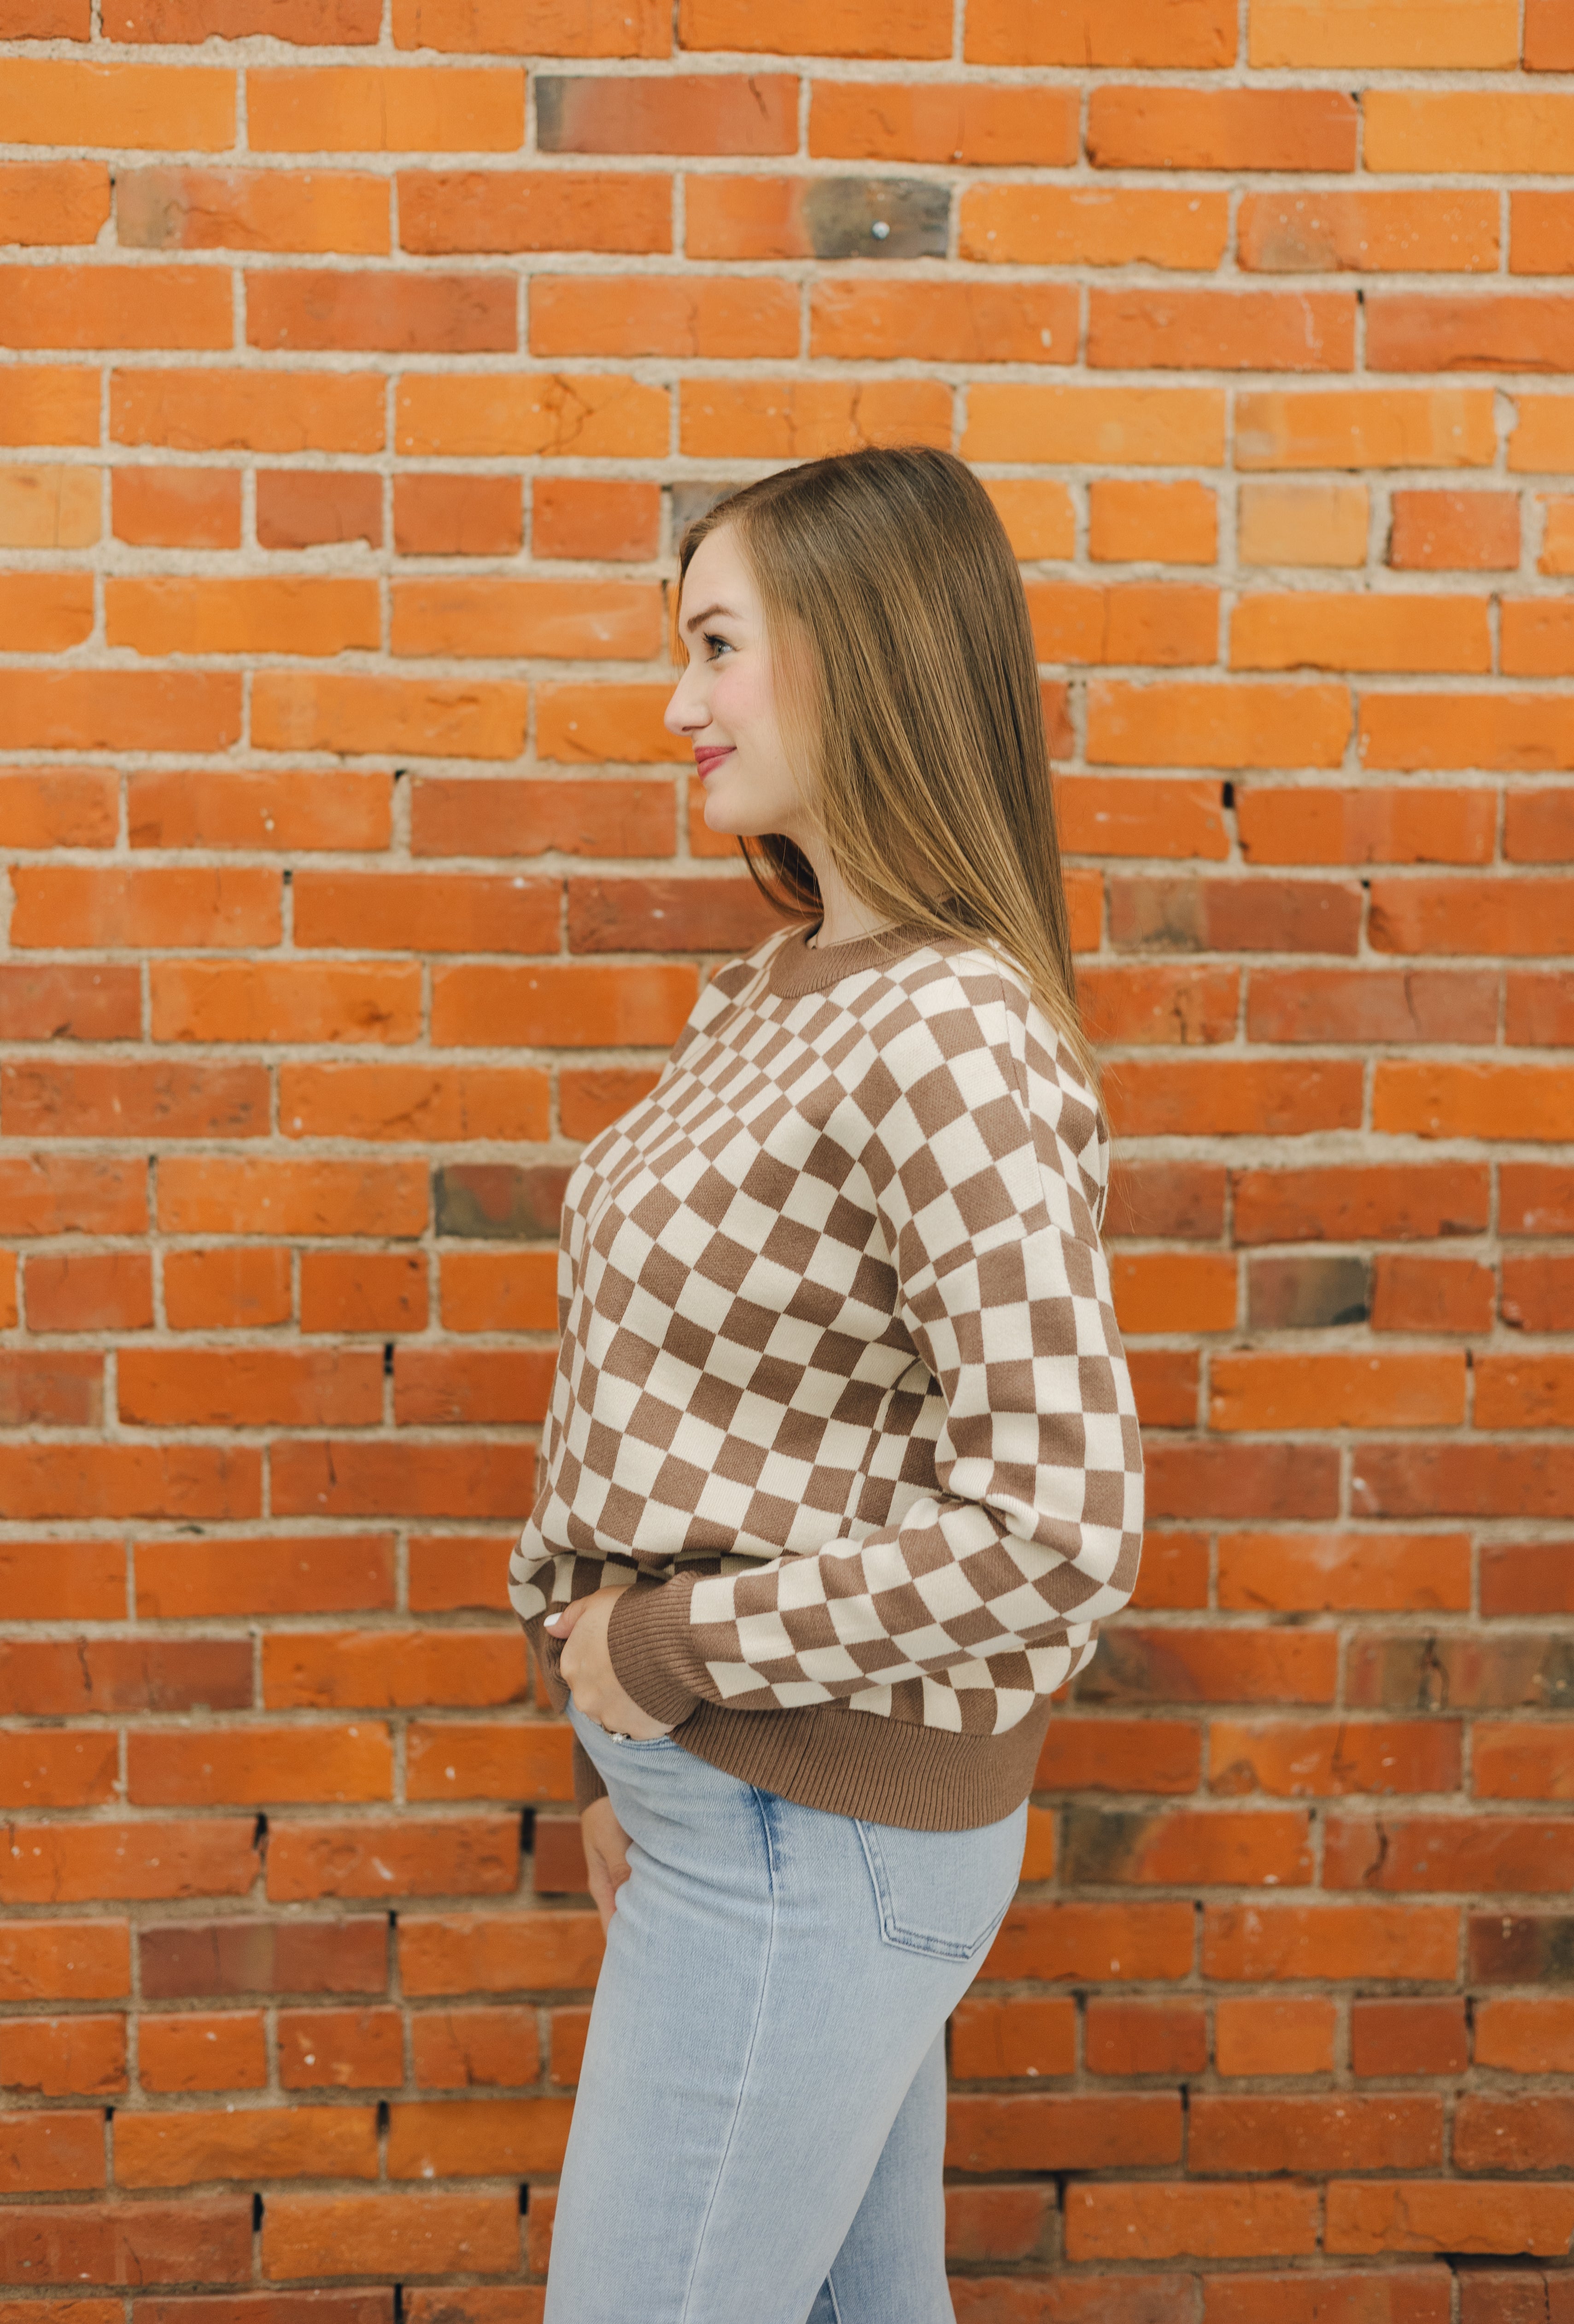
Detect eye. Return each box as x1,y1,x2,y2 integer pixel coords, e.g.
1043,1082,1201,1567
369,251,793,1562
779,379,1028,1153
702,631,733,659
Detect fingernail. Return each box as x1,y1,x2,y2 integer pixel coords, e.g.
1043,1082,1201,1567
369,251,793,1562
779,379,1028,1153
544,1612,563,1630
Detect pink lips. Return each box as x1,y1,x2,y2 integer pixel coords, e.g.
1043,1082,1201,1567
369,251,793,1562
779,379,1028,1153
694,746,734,781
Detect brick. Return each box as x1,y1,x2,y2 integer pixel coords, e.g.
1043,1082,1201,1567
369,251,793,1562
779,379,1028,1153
1480,1541,1574,1616
117,2105,378,2189
966,0,1235,64
1079,964,1238,1046
393,577,660,660
1214,1996,1336,2075
253,673,527,760
394,0,668,47
0,161,109,245
139,1917,386,2001
1458,2279,1574,2324
1327,1813,1574,1896
1216,1529,1469,1614
110,0,381,32
1392,490,1521,571
1060,1805,1312,1888
262,2192,520,2279
560,1065,662,1139
406,1720,574,1803
1475,1997,1574,2071
1240,786,1494,865
0,2111,105,2195
1203,1903,1459,1983
25,1253,154,1332
131,768,390,851
1372,1062,1574,1141
1470,1914,1574,1985
1088,481,1217,567
1080,1624,1337,1703
394,1350,555,1429
1370,293,1574,375
811,81,1077,165
399,1910,603,1995
1238,592,1491,674
411,2007,540,2088
271,1439,534,1520
1506,787,1574,858
1346,1633,1574,1712
257,469,381,550
157,1156,425,1238
0,463,100,547
0,766,117,851
112,467,240,549
432,962,696,1050
406,1537,515,1616
113,367,384,454
0,265,229,352
1087,87,1356,171
1066,2180,1320,2262
983,1902,1195,1984
1084,2000,1207,2078
1366,92,1574,175
1354,1443,1574,1520
1250,1256,1367,1332
0,2014,125,2097
1239,482,1369,568
1189,2094,1443,2173
1211,1354,1465,1433
1247,967,1497,1045
400,169,671,256
0,1728,118,1807
0,1351,102,1428
111,576,380,657
0,59,233,148
539,73,793,154
1254,0,1518,63
0,1819,257,1905
118,165,387,255
0,366,99,447
1089,682,1351,769
136,1535,395,1620
247,269,516,355
1112,874,1362,953
150,960,418,1049
128,1725,390,1810
965,384,1224,467
279,2007,404,2089
813,281,1077,366
681,378,950,460
281,1064,547,1145
396,372,667,458
532,479,658,560
1091,289,1354,374
137,2012,267,2094
386,2095,574,2177
952,1995,1076,2080
679,0,949,56
248,65,522,152
1527,0,1574,67
396,474,522,556
14,864,281,952
1475,1723,1574,1800
1502,1255,1574,1329
0,1637,249,1717
0,570,92,651
1106,1059,1363,1139
1238,390,1496,471
440,1252,557,1332
0,2199,250,2288
1110,1252,1236,1335
1127,1527,1208,1606
1240,190,1499,275
1105,1162,1227,1241
1234,1162,1487,1245
0,1922,128,2004
946,2094,1182,2175
0,1540,123,1623
263,1631,527,1712
1326,2180,1574,2257
1036,1717,1201,1796
1351,1998,1469,2078
961,185,1229,270
267,1815,519,1902
944,2185,1051,2265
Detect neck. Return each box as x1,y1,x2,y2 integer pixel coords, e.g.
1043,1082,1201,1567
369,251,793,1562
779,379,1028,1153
796,836,890,949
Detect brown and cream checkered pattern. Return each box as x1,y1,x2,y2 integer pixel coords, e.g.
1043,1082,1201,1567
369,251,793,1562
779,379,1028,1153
510,920,1143,1788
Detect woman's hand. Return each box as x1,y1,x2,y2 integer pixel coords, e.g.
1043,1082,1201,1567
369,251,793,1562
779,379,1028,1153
581,1795,633,1935
546,1588,674,1742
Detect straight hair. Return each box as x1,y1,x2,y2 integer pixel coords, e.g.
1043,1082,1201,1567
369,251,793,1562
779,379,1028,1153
676,444,1098,1098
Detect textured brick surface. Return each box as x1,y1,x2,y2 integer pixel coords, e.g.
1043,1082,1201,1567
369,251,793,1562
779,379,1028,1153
0,0,1571,2307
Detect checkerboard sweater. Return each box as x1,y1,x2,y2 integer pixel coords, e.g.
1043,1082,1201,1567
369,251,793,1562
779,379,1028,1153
509,919,1144,1831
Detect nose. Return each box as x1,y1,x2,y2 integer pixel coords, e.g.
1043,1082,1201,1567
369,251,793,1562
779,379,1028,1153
663,657,711,737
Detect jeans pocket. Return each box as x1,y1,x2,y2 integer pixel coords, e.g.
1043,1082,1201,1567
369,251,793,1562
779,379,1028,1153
855,1807,1026,1962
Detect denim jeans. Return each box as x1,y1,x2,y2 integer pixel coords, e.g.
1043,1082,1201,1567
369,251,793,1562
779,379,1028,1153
546,1702,1028,2324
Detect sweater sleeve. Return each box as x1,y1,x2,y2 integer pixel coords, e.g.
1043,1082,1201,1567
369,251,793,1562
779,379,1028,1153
606,992,1144,1732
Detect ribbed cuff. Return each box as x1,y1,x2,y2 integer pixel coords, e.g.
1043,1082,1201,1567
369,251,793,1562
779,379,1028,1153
572,1733,609,1814
607,1573,706,1727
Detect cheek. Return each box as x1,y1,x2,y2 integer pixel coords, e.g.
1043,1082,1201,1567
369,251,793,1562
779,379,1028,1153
712,661,777,744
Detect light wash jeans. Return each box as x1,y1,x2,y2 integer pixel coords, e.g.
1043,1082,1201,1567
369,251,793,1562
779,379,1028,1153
546,1701,1028,2324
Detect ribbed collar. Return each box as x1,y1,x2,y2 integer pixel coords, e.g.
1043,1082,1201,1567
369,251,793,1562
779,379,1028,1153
765,919,936,999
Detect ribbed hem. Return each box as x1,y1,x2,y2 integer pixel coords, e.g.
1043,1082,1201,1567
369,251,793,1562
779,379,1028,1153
606,1571,705,1726
766,920,935,999
672,1696,1053,1831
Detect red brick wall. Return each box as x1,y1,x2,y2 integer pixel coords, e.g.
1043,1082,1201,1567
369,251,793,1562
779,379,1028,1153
1,0,1573,2312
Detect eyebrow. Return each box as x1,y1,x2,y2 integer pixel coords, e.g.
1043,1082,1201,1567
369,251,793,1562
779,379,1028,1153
682,600,739,635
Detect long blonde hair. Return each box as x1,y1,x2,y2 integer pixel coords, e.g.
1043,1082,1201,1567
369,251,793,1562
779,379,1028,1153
677,445,1097,1096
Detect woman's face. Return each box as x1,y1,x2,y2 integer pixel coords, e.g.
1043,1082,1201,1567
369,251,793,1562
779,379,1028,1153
664,525,806,841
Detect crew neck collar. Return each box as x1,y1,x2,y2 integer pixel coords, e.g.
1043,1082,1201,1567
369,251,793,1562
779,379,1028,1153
766,919,935,998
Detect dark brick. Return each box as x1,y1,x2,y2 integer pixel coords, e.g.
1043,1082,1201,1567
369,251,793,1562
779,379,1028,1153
532,1818,590,1896
1248,1255,1371,1329
1105,1161,1227,1241
0,1637,251,1717
566,876,779,954
1346,1633,1574,1714
803,176,949,261
140,1917,387,2001
136,2300,394,2324
1110,877,1363,956
1458,2273,1574,2324
1469,1913,1574,1987
434,1163,572,1243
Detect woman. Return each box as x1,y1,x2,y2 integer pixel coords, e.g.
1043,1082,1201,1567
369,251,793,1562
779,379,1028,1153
509,444,1143,2324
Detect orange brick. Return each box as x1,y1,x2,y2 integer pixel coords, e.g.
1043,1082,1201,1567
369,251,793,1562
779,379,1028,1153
966,0,1236,65
539,71,796,154
112,467,240,550
112,367,385,454
1089,681,1352,770
396,371,667,457
281,1063,549,1144
394,0,668,48
1026,582,1217,666
396,472,521,556
0,161,110,246
107,577,380,658
1088,481,1216,566
399,168,672,256
262,2190,520,2278
0,573,92,651
0,463,99,549
1216,1530,1472,1613
299,1251,428,1333
411,775,672,857
156,1157,426,1238
532,478,659,562
247,269,515,355
0,264,230,352
811,281,1077,365
1373,1061,1574,1141
0,59,234,149
1067,2179,1320,2262
293,870,557,953
1237,390,1496,470
1088,87,1356,172
1090,288,1354,374
1239,189,1499,273
410,2007,541,2088
1209,1718,1462,1798
253,673,528,761
440,1251,557,1333
679,378,951,459
164,1246,292,1331
1215,1996,1337,2077
137,2012,267,2095
1109,1251,1237,1335
151,959,419,1047
1238,482,1369,568
248,66,524,152
1251,0,1518,65
1232,593,1491,675
531,273,796,359
280,2007,405,2090
1368,293,1574,375
1369,876,1574,956
1390,489,1520,570
983,480,1075,561
1326,2181,1574,2258
1512,190,1574,276
432,963,697,1050
390,578,661,661
25,1253,152,1333
1366,91,1574,175
960,184,1229,271
679,0,949,56
1238,785,1494,864
1503,599,1574,675
1058,776,1229,859
1359,690,1574,770
951,1997,1077,2079
109,0,380,29
0,2013,125,2097
1512,396,1574,472
537,684,694,764
0,366,99,447
129,767,391,851
117,165,389,254
965,385,1225,467
810,81,1077,164
10,865,279,951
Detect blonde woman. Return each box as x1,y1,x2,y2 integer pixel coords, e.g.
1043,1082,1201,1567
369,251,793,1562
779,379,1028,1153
510,446,1144,2324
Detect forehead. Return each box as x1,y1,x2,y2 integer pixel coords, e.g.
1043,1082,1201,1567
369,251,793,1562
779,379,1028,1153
680,523,758,619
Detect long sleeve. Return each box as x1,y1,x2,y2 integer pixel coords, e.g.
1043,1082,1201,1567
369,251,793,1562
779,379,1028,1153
606,986,1144,1737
